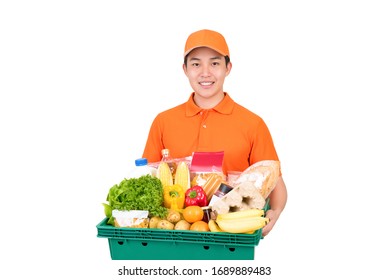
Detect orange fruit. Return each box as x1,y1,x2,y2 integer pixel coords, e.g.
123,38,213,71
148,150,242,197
190,220,210,232
182,205,204,223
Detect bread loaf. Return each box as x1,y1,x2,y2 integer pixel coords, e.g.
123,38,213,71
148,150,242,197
211,160,280,215
232,160,280,199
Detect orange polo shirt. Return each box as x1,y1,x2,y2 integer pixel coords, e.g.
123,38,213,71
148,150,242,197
142,93,280,175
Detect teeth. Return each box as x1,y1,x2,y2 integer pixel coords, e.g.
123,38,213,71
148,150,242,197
200,82,213,86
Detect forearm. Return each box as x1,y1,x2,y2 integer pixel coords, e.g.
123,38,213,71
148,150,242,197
262,176,287,236
268,176,287,216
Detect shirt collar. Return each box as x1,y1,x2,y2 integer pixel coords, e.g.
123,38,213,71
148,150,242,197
185,92,235,117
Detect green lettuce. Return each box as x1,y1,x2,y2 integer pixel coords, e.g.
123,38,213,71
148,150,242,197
103,175,168,225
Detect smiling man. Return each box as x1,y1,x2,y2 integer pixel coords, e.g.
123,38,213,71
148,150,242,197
142,29,287,236
183,46,230,109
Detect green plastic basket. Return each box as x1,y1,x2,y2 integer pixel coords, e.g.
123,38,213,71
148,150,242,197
96,199,270,260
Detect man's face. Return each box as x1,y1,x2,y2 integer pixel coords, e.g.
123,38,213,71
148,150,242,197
183,47,231,105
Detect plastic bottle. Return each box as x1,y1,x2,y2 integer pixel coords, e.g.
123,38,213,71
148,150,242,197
127,158,152,179
161,148,176,177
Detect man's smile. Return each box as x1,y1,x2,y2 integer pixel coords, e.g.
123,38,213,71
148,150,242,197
199,81,214,86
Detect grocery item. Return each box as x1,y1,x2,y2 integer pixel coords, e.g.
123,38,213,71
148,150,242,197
208,219,223,232
163,184,185,210
190,220,210,232
190,151,224,174
227,171,241,185
202,206,212,223
103,175,167,225
201,173,223,202
211,160,280,215
161,148,177,177
208,183,233,206
190,151,225,189
127,158,153,179
232,160,280,199
149,216,161,228
174,161,190,191
174,220,191,230
182,205,204,223
211,181,266,214
166,209,181,224
185,185,207,207
215,209,269,233
157,161,174,188
112,210,149,228
217,208,264,220
157,219,175,230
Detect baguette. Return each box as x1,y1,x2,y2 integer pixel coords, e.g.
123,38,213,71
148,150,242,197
232,160,280,199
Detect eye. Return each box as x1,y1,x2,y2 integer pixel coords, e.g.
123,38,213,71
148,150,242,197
191,62,200,67
212,61,220,66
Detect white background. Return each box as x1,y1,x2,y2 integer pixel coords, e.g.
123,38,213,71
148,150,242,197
1,1,388,279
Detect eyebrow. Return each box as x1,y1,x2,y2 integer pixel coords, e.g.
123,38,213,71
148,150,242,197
189,56,222,61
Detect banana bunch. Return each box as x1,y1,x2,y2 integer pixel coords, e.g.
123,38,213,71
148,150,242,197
208,220,223,232
209,209,269,234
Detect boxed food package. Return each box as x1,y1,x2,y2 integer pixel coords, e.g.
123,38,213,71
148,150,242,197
112,210,149,228
188,151,226,203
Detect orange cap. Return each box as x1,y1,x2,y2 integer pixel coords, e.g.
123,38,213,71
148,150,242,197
184,29,230,58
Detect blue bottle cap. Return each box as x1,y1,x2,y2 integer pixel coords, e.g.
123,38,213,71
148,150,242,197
135,158,148,166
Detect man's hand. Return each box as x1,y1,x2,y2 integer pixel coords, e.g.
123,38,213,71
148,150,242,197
261,208,280,237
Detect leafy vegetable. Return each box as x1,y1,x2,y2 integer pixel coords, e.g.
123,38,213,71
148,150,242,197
103,175,168,224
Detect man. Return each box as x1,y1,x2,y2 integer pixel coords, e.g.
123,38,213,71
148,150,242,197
143,29,287,236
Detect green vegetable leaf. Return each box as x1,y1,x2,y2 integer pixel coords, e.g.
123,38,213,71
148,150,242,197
104,175,168,218
102,203,112,218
